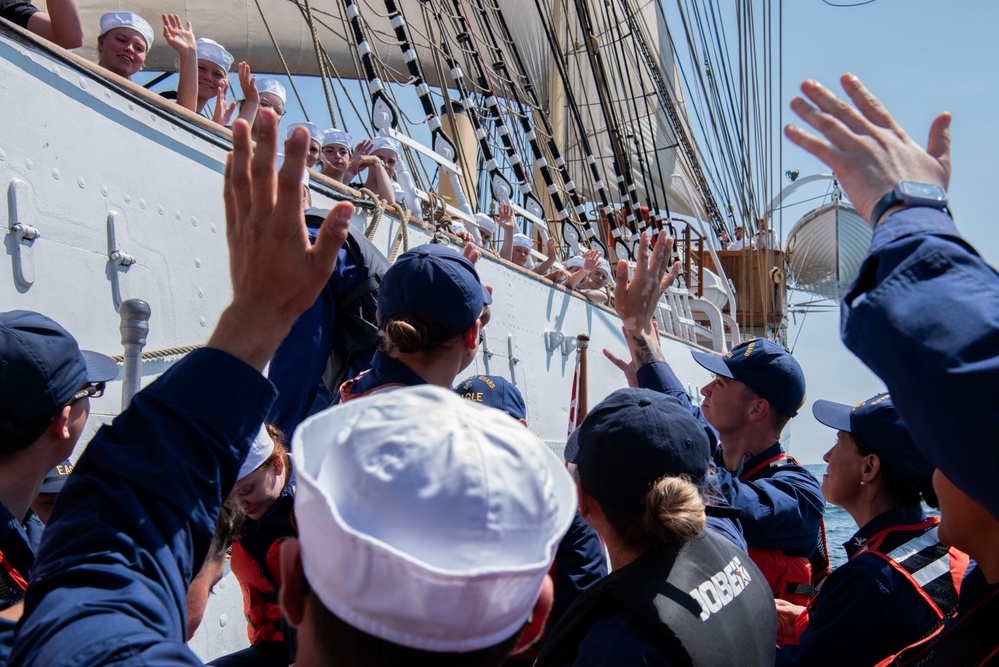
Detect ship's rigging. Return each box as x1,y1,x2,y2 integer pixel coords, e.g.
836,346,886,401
78,1,778,242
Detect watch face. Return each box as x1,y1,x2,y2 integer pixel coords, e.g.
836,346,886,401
899,181,947,201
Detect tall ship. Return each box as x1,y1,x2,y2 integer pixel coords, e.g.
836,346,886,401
0,0,853,658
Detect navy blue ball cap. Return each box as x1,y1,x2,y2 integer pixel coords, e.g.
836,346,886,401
455,374,526,421
813,393,933,496
39,459,74,494
691,338,805,417
0,311,118,451
566,388,711,517
377,244,492,339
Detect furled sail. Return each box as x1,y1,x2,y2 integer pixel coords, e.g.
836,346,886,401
77,1,709,222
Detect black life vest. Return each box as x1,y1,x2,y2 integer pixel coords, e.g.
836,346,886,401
535,529,776,667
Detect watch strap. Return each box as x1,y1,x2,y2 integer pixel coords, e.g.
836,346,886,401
869,187,900,227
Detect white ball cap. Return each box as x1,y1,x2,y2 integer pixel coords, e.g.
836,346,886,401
370,136,401,156
196,37,233,72
291,385,577,652
257,78,286,104
287,122,324,146
322,129,353,149
473,212,497,234
237,424,275,480
99,12,154,50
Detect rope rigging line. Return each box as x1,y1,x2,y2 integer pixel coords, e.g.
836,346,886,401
253,0,313,123
528,0,621,250
570,0,645,244
600,0,667,230
444,0,548,227
483,0,606,246
466,0,584,234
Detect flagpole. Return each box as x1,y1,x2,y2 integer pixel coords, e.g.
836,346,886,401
576,334,590,423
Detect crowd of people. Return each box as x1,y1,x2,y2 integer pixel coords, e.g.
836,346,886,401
1,5,998,662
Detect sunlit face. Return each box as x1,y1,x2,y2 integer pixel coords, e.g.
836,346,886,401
700,375,754,433
197,60,228,104
372,148,398,178
584,270,608,290
258,92,285,117
821,431,867,511
97,28,148,79
322,144,351,172
305,141,321,168
512,246,531,267
232,460,284,521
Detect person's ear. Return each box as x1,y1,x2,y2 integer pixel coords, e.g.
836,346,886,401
278,538,306,626
48,405,73,440
509,573,554,656
272,453,285,477
462,319,481,350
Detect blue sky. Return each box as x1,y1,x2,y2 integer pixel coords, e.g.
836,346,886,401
774,0,998,461
143,0,996,462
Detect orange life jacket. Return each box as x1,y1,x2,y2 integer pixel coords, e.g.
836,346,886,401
230,534,288,645
740,452,830,608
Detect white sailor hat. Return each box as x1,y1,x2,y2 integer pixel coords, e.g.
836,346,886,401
196,37,233,72
564,255,586,269
99,12,154,50
594,259,612,278
257,78,286,104
512,233,532,249
322,129,353,149
287,123,325,147
370,136,401,156
473,212,497,235
237,425,276,480
292,385,576,652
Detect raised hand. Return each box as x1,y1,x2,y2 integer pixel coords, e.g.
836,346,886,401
209,111,352,370
163,14,198,112
212,81,236,127
785,74,951,225
613,231,680,335
162,14,195,54
582,248,600,273
346,139,374,177
497,202,515,230
234,62,259,128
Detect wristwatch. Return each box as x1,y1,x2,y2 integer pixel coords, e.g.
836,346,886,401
869,181,949,226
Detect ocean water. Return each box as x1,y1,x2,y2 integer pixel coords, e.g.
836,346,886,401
803,464,940,570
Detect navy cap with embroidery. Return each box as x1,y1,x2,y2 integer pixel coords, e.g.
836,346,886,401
39,459,74,494
0,311,119,452
565,388,711,517
813,393,933,497
691,339,806,417
455,375,526,421
377,244,492,339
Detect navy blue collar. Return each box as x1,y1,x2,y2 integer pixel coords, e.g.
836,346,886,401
844,504,927,559
370,350,431,388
